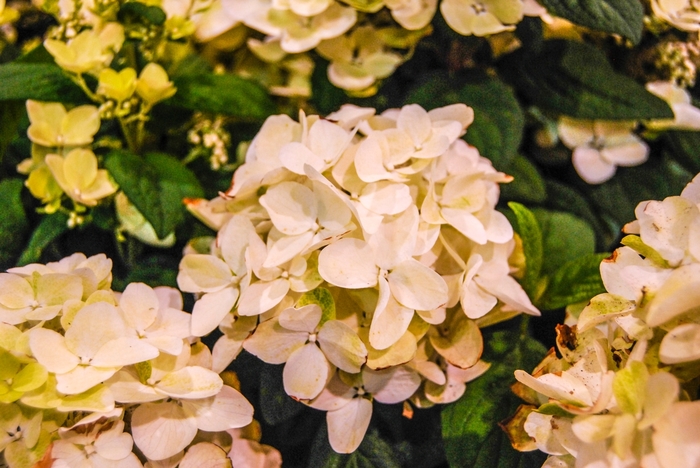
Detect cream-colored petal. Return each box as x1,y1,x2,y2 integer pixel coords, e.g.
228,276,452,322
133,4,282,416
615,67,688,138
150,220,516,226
131,401,198,461
283,343,331,400
326,397,372,453
182,385,254,431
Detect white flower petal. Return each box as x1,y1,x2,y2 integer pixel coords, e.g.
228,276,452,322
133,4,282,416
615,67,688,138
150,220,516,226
182,385,254,431
191,287,239,337
155,366,223,399
318,238,378,289
283,343,331,400
388,258,448,311
364,366,421,404
131,401,198,461
318,320,367,373
327,397,372,453
237,279,290,316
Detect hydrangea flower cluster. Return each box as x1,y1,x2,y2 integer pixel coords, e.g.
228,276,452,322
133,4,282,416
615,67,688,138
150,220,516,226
179,102,540,453
507,173,700,467
0,252,275,468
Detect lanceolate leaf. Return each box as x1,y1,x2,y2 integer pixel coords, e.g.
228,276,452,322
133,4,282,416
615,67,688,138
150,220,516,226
538,252,609,310
0,179,29,269
508,202,543,299
504,40,674,120
441,330,547,468
0,63,86,103
18,212,70,266
168,74,276,120
104,150,204,239
538,0,643,44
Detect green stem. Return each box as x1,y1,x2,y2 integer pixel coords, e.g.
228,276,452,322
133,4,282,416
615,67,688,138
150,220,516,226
118,117,139,154
519,314,531,339
72,74,103,104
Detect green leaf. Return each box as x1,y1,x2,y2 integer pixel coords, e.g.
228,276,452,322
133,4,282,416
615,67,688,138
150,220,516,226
405,71,524,167
118,1,166,25
441,329,548,468
104,150,204,239
500,155,546,203
0,179,29,268
537,0,643,44
504,40,674,120
259,364,304,426
312,429,402,468
18,212,69,266
0,101,24,162
297,287,336,325
0,63,86,103
664,130,700,174
508,202,542,298
168,74,275,120
538,253,609,310
532,209,595,275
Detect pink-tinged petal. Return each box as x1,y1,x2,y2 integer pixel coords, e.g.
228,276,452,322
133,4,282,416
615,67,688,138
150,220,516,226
441,208,487,244
327,397,373,453
484,210,514,244
318,238,378,289
131,401,198,461
429,315,483,369
177,254,233,293
652,401,700,468
243,318,308,364
90,337,160,367
191,287,239,337
359,181,412,216
179,442,231,468
477,275,540,316
370,294,413,350
279,304,322,333
659,323,700,364
94,420,133,461
182,385,254,431
364,366,421,404
283,343,332,400
388,259,448,311
155,366,223,399
318,320,367,373
369,206,419,270
572,147,616,185
154,286,183,310
119,282,159,332
237,279,290,316
355,133,394,183
29,328,79,374
259,181,317,235
56,365,119,395
279,142,326,175
308,372,355,411
228,436,282,468
64,301,127,360
601,139,649,167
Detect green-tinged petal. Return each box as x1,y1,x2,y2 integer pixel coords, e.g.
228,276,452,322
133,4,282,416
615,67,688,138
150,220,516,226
612,360,648,415
11,363,48,393
178,254,234,293
191,287,239,337
388,258,448,311
57,383,115,412
429,314,482,369
318,320,367,373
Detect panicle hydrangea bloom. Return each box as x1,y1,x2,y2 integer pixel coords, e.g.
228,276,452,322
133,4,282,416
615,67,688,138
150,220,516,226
0,253,265,468
178,102,539,453
508,173,700,468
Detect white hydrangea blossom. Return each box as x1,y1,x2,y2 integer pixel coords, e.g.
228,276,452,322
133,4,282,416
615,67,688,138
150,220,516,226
0,254,261,467
179,102,538,453
509,173,700,468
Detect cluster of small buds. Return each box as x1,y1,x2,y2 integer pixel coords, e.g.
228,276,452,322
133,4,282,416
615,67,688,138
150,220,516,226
507,173,700,468
654,40,699,88
179,102,539,453
187,114,231,170
0,253,280,468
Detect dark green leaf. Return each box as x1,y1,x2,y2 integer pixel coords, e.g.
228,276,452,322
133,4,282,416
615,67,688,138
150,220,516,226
442,330,548,468
104,150,204,239
532,208,595,275
508,202,542,298
538,0,643,44
168,74,275,119
504,40,673,120
0,63,86,103
312,428,402,468
538,252,609,310
0,179,29,268
118,1,166,25
18,212,69,266
260,364,305,426
500,155,546,203
664,130,700,174
0,101,24,162
405,71,524,167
